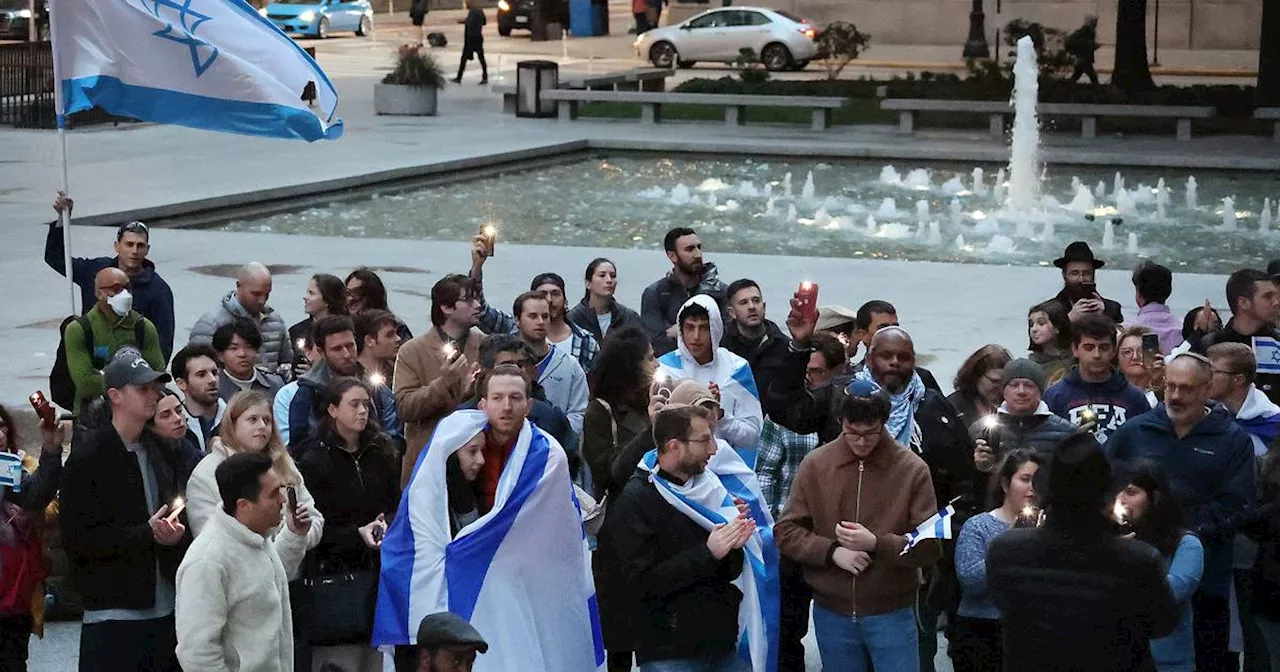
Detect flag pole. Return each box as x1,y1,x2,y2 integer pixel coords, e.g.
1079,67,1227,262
48,0,75,314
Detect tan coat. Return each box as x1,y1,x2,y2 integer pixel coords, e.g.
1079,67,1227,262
394,326,484,487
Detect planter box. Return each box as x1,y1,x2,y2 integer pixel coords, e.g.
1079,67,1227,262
375,83,439,116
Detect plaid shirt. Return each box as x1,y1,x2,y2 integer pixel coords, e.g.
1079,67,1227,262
755,418,819,518
476,303,599,374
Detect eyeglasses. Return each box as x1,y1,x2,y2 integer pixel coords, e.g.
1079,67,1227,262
116,221,149,239
841,425,883,443
1118,348,1142,359
982,372,1003,385
684,435,713,446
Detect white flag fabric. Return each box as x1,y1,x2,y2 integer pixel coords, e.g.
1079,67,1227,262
637,442,780,672
50,0,341,140
1254,337,1280,375
372,410,605,671
900,504,955,556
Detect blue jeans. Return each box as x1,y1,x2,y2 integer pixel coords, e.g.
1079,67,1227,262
812,603,919,672
638,653,751,672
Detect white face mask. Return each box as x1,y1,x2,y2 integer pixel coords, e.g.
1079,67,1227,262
106,289,133,316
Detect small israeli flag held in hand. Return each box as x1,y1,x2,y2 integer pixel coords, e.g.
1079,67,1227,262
900,504,955,556
1254,337,1280,375
50,0,342,141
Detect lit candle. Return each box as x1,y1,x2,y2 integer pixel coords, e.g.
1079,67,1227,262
367,371,386,388
296,338,307,352
1112,501,1128,525
982,415,1000,430
442,342,457,361
482,224,496,241
167,496,186,523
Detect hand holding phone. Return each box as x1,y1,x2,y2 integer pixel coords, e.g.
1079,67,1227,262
286,486,299,526
796,281,819,324
29,391,56,431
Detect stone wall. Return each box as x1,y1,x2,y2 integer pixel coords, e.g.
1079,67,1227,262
751,0,1262,50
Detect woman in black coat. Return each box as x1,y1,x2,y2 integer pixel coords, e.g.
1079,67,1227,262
567,258,643,345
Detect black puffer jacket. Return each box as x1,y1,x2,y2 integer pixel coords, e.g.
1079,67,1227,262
598,469,744,665
971,406,1078,456
296,430,401,572
720,318,791,400
988,516,1179,672
567,297,643,345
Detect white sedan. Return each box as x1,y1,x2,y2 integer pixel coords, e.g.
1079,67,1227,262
634,6,818,72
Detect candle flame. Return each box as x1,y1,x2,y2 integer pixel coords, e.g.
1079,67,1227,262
800,281,813,290
296,338,307,351
442,343,457,359
368,371,386,387
1113,500,1128,523
982,415,999,430
482,225,496,238
1021,504,1037,519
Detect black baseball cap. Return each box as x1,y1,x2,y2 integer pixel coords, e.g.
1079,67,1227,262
416,612,488,653
529,272,565,292
103,352,171,390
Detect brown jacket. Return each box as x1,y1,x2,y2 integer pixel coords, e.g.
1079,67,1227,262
393,326,483,487
775,430,941,616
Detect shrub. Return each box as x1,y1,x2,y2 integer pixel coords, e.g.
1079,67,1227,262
1003,19,1073,80
382,44,446,88
731,48,771,85
816,22,871,81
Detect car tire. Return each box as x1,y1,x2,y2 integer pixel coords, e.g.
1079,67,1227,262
649,42,677,69
316,16,330,39
676,60,696,69
761,42,792,72
498,20,512,36
356,15,372,36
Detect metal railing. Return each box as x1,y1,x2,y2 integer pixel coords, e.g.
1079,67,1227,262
0,42,128,128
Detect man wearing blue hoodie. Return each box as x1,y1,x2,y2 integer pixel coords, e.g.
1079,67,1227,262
45,192,176,360
513,290,588,440
1106,353,1257,672
1043,313,1152,444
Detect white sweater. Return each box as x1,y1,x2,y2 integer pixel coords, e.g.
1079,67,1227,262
176,509,293,672
186,439,324,580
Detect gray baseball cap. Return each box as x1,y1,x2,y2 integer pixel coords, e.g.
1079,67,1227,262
102,352,171,390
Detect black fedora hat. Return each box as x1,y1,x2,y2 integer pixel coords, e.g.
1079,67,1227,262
1053,241,1106,269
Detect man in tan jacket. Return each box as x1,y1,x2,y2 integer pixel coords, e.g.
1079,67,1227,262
394,274,484,486
775,378,940,672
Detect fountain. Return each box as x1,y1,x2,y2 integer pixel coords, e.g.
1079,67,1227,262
916,200,930,222
764,198,776,216
724,199,741,212
1127,232,1139,254
904,169,931,190
1221,197,1236,230
801,171,816,201
1007,35,1040,213
1102,219,1116,250
993,168,1007,205
706,193,718,208
697,178,729,192
987,234,1017,254
971,168,986,196
879,166,901,185
814,207,831,226
941,176,965,194
786,203,799,221
1262,198,1274,233
1068,183,1096,213
877,198,899,218
949,199,963,226
1041,220,1055,240
1155,178,1170,208
1113,173,1125,203
1115,189,1135,214
1015,218,1033,239
737,181,760,197
1131,184,1153,205
927,221,942,244
669,183,692,205
865,215,877,234
1095,180,1107,199
1186,177,1198,209
783,172,794,199
954,234,967,250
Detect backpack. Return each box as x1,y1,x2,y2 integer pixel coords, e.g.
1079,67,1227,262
49,315,145,410
427,32,447,47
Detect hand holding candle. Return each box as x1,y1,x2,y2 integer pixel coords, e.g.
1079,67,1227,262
481,224,497,257
167,496,186,523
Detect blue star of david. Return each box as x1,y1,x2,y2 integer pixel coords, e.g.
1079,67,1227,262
141,0,219,77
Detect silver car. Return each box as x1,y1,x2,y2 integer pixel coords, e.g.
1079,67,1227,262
634,6,818,72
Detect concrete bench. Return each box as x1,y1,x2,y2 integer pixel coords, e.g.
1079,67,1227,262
565,68,673,92
1256,108,1280,141
883,99,1216,141
542,89,848,131
493,84,517,114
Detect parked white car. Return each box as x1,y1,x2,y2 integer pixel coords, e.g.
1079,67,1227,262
634,6,818,72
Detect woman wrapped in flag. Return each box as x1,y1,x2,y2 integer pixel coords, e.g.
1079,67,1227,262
372,366,605,671
599,380,779,672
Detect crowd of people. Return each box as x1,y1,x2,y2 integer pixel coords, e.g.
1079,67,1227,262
4,192,1280,672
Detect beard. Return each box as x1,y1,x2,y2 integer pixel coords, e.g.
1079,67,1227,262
676,258,704,276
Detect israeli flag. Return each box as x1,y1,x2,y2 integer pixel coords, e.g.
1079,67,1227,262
50,0,342,140
372,410,604,671
900,504,955,556
1254,337,1280,375
639,442,780,672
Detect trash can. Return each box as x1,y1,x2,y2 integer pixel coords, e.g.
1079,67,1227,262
569,0,606,36
516,60,558,118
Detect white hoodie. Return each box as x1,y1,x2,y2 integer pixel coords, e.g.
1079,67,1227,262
657,294,764,464
537,344,589,436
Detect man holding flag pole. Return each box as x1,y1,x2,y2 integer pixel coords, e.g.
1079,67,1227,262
774,379,942,672
46,0,342,313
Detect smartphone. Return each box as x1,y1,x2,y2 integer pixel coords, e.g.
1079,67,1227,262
1079,281,1098,297
1141,333,1161,355
29,391,56,431
372,525,385,543
796,281,819,323
481,225,496,258
286,486,299,521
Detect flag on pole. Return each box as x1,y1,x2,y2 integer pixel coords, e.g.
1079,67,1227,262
900,504,956,556
49,0,342,141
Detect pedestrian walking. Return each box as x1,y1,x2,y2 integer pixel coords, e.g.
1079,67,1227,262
452,0,487,84
1066,15,1101,84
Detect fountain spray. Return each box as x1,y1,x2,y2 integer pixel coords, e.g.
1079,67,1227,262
1007,36,1040,212
1262,198,1274,233
1221,197,1236,231
1185,177,1198,210
801,171,816,201
1102,220,1116,250
972,168,986,196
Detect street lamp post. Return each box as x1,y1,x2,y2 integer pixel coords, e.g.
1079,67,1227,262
963,0,990,58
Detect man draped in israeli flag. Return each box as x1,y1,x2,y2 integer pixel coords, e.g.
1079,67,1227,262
50,0,341,140
372,369,604,671
657,294,764,468
601,396,779,672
